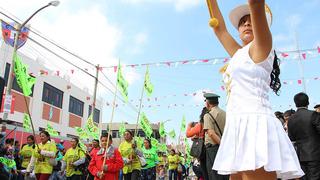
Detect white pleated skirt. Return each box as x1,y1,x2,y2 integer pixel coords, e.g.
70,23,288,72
212,112,304,179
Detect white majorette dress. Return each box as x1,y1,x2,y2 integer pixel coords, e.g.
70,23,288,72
212,43,304,179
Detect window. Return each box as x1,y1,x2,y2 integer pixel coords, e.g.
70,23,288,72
112,130,118,138
67,134,79,139
155,131,160,139
4,63,10,86
88,105,100,123
69,96,84,117
42,82,63,108
4,63,34,96
137,130,145,137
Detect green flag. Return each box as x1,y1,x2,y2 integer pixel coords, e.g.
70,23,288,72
75,127,89,139
134,136,144,149
119,121,126,137
117,62,129,102
85,114,99,139
0,157,16,169
181,115,186,131
184,138,190,154
151,137,159,147
139,112,153,138
157,143,167,152
168,129,176,139
13,53,36,96
23,113,32,131
47,123,59,137
78,141,88,153
159,122,166,137
144,66,154,96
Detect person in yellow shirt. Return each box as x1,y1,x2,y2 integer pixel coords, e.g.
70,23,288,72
168,149,178,180
119,130,143,180
60,137,86,180
20,135,35,170
26,131,57,180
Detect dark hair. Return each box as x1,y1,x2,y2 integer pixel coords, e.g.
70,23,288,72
207,99,219,106
284,109,295,117
199,107,208,124
72,137,80,147
100,133,112,141
27,135,35,143
5,138,14,145
125,130,133,137
144,138,152,149
40,131,51,141
270,51,281,95
21,144,27,149
170,149,175,154
92,139,99,143
294,92,309,108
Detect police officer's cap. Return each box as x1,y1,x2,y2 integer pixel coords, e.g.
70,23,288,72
204,93,220,103
314,104,320,109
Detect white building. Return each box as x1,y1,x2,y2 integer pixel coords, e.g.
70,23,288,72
0,43,102,138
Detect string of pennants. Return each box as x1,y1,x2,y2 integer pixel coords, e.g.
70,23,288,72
7,46,320,79
60,76,320,105
100,47,320,70
105,100,319,110
106,75,320,108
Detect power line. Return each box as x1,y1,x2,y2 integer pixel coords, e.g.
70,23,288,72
98,71,140,113
27,36,96,79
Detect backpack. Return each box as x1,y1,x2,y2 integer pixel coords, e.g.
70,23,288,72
74,149,90,176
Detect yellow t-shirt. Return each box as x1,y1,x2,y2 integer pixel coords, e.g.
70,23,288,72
168,155,179,170
119,140,141,174
63,147,86,177
20,144,34,168
158,156,166,166
33,141,57,174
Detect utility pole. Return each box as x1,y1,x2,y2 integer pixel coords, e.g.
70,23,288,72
2,1,60,121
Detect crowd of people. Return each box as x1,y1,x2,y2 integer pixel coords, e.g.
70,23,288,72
1,92,319,180
0,126,196,180
186,92,320,180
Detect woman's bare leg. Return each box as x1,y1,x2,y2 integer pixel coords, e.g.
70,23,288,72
230,172,242,180
242,168,276,180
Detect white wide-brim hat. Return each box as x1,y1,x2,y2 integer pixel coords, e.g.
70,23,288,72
229,4,272,29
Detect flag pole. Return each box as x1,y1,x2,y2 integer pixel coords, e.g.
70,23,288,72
91,64,100,136
101,62,119,176
134,66,149,137
23,96,39,149
20,129,24,149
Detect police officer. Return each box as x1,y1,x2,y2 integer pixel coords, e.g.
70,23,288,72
203,93,228,180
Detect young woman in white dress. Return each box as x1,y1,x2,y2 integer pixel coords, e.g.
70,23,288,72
207,0,304,179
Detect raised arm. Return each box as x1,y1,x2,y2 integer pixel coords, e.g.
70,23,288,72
207,0,241,56
248,0,272,63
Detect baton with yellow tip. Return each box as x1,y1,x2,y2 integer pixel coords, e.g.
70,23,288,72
206,0,219,28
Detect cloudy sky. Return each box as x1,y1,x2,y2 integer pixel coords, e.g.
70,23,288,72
0,0,320,142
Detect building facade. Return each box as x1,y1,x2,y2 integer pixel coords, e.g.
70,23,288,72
0,43,102,138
